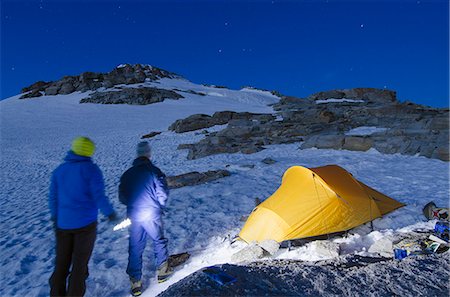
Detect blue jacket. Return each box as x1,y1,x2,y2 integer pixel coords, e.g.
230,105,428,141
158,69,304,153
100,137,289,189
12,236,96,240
119,157,169,221
49,151,114,229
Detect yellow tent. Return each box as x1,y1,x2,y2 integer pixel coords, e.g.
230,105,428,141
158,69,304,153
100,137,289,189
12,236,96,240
239,165,405,243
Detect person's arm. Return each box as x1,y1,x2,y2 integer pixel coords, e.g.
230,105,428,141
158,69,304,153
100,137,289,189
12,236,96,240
118,174,128,206
154,168,169,208
89,163,115,217
48,171,58,222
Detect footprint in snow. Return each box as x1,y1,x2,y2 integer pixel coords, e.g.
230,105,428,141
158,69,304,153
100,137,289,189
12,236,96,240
16,254,38,275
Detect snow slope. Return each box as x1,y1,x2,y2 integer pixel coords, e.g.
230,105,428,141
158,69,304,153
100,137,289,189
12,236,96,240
0,79,448,297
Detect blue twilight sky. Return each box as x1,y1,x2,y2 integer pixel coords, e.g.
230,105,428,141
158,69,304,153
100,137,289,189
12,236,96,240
1,0,449,107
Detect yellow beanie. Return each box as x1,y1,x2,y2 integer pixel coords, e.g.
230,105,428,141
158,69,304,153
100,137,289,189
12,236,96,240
71,137,95,157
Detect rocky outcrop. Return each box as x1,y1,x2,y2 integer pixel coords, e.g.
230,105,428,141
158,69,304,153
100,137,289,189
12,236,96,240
169,111,275,133
308,88,397,104
172,88,449,161
177,118,306,160
79,87,183,105
20,64,179,99
166,170,231,189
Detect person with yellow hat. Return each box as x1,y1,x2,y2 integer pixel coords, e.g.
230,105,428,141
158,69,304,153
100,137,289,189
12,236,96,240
48,136,117,297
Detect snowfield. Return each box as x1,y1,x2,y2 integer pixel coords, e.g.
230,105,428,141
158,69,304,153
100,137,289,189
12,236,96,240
0,79,448,297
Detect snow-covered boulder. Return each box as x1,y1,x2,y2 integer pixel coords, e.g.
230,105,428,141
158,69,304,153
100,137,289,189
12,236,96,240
259,240,280,256
309,240,340,258
368,236,394,257
231,243,264,263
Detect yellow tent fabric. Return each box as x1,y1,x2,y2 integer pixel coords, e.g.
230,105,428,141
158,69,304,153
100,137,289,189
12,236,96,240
239,165,405,243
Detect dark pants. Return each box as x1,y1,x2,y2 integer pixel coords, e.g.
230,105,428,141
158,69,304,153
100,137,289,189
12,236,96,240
126,218,168,281
50,222,97,297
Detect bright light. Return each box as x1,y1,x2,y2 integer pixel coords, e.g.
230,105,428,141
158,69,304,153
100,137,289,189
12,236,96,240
113,218,131,231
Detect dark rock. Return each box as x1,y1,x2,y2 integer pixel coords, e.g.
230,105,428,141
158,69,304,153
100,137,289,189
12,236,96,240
301,135,345,150
80,87,183,105
262,158,277,165
21,81,49,93
241,146,265,154
318,110,336,123
342,136,373,151
166,170,231,189
169,114,214,133
308,88,397,104
372,136,410,155
177,143,194,150
240,164,255,169
20,90,43,99
432,145,450,161
59,83,76,94
169,111,276,134
187,144,241,160
44,84,60,96
141,131,162,139
427,116,449,131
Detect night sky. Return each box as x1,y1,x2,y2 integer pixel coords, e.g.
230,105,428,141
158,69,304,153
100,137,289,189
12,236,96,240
1,0,449,107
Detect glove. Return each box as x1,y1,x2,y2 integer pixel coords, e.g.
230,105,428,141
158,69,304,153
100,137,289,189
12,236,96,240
108,211,119,222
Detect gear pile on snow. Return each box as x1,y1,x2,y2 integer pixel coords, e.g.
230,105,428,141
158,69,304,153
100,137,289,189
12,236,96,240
423,201,449,221
394,222,449,260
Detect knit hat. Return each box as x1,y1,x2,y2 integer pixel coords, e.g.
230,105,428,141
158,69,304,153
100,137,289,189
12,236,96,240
71,137,95,157
136,141,151,158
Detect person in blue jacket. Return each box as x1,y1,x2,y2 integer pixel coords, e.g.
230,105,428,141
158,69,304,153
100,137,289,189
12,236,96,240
119,141,172,296
48,136,116,297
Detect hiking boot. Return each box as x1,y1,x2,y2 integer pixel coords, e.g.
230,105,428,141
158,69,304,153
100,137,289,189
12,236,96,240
157,261,173,283
130,278,142,296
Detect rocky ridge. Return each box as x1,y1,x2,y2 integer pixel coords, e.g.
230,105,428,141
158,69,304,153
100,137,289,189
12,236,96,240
170,88,449,161
20,64,179,99
18,66,448,161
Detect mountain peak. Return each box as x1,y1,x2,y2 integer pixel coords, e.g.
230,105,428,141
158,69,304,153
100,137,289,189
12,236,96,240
20,64,181,99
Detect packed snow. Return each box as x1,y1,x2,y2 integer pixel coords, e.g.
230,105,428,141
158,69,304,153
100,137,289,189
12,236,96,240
315,98,365,104
345,126,389,136
0,79,448,297
158,253,449,297
239,87,280,99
